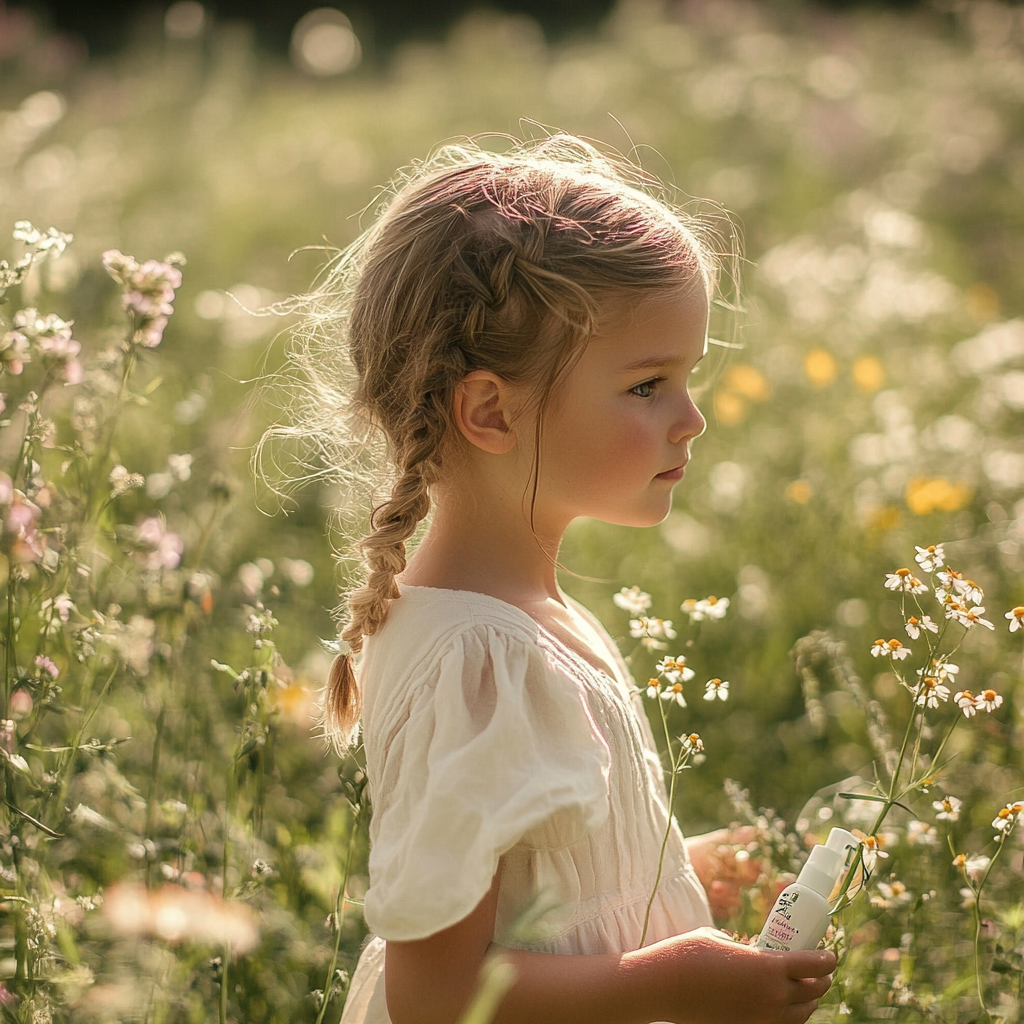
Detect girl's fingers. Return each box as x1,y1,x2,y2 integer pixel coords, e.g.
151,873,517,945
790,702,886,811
783,950,837,978
790,973,834,1002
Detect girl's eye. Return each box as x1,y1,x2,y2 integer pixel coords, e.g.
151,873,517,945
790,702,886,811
630,377,663,399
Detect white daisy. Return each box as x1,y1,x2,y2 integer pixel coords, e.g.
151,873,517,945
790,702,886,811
914,544,945,573
1005,606,1024,632
656,656,695,684
703,677,729,701
660,682,687,707
933,796,962,822
884,568,928,593
974,689,1003,713
614,586,652,616
904,615,938,639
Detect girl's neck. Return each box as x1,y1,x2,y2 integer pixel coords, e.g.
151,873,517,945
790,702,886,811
398,478,566,606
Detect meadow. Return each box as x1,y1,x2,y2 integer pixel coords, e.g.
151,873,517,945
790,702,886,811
0,0,1021,1020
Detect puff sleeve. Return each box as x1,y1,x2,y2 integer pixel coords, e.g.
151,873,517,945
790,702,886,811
361,623,611,941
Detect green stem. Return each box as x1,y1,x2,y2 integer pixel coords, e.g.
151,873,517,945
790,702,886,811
314,805,360,1024
971,832,1010,1021
640,697,685,948
219,945,229,1024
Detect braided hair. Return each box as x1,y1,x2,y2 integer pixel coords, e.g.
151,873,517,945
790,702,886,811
268,134,732,750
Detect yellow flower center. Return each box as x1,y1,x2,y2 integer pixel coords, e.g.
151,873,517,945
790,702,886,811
896,568,911,577
982,689,997,701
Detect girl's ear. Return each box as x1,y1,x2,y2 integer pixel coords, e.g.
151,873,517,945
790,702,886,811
453,370,520,455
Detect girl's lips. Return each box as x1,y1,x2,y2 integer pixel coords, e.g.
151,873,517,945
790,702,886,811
655,463,687,482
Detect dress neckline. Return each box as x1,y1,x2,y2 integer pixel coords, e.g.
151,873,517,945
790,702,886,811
397,583,625,687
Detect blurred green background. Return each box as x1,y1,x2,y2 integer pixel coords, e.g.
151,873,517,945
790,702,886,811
5,0,1021,823
1,0,1023,1016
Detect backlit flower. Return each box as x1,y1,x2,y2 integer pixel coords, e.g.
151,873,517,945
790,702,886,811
904,615,938,639
614,586,652,616
644,678,661,699
703,677,729,701
660,682,687,707
629,616,676,650
974,689,1003,713
965,855,990,881
1005,606,1024,632
992,802,1023,835
861,834,889,872
871,638,910,660
656,655,694,683
914,544,945,573
936,568,969,595
694,596,729,621
884,568,927,594
933,796,962,821
915,677,950,708
954,690,977,717
681,732,704,753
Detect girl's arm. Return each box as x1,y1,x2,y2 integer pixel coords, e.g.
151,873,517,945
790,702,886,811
384,869,835,1024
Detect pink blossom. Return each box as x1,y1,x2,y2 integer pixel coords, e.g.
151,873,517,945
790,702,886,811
34,655,58,679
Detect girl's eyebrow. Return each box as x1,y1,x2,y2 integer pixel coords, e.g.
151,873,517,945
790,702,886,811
620,353,684,372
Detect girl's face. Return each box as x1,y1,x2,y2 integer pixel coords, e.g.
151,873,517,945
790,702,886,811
531,283,709,530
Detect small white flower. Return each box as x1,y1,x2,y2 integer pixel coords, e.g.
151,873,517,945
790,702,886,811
954,690,977,717
660,682,687,707
933,796,962,822
914,544,945,573
681,732,704,754
974,689,1003,713
628,616,677,641
694,595,729,621
1005,606,1024,632
992,802,1024,835
703,677,729,701
861,835,889,872
962,606,994,630
614,586,652,616
884,568,928,594
915,678,950,709
871,638,911,660
904,615,938,639
960,580,984,605
936,567,970,595
643,679,661,699
656,655,694,684
919,659,959,682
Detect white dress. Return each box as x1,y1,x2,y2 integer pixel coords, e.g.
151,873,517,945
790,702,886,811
340,585,712,1024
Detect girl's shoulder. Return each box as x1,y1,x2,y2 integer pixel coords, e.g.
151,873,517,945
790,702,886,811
358,585,543,702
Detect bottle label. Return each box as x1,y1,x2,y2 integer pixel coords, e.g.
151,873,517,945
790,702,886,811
758,887,801,951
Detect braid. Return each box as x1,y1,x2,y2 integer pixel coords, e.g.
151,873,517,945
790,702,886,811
322,403,443,749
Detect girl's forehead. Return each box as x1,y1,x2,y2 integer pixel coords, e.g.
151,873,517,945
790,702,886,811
588,285,709,359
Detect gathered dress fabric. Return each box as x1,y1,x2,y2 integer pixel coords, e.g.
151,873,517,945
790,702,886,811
340,585,713,1024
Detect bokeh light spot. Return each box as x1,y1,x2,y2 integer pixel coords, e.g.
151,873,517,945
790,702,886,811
804,348,837,387
165,2,205,40
852,355,885,392
292,9,361,77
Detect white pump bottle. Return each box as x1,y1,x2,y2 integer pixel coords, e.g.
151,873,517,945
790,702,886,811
755,827,859,951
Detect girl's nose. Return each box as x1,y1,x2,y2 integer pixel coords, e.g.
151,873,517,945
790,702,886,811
670,394,706,444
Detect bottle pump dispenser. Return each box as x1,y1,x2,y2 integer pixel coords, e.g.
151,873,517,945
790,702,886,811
755,827,859,951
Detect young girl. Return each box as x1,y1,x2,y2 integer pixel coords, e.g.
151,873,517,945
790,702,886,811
296,135,835,1024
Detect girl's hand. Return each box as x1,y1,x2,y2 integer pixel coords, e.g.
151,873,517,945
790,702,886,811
685,826,762,920
640,926,836,1024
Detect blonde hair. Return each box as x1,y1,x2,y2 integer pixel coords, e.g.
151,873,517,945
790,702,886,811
263,133,735,750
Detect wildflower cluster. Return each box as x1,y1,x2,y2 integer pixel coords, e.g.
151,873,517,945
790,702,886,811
819,544,1022,1020
102,248,184,348
613,585,733,947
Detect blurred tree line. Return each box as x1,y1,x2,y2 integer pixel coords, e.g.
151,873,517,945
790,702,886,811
16,0,949,57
